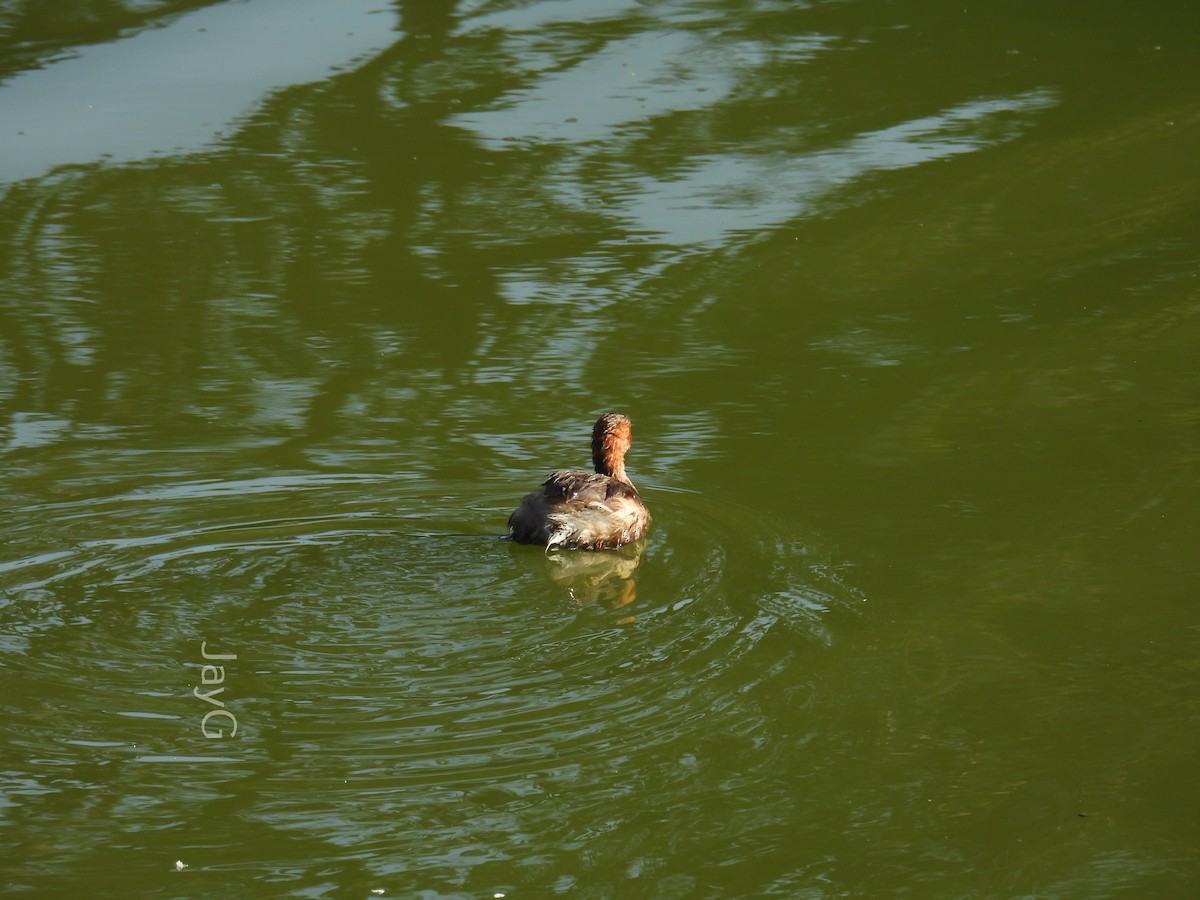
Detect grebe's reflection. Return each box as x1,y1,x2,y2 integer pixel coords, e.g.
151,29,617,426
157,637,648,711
543,542,645,609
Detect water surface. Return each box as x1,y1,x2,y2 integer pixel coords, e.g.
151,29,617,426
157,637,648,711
2,0,1198,896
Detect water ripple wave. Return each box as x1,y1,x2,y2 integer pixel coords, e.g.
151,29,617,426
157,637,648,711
0,472,861,891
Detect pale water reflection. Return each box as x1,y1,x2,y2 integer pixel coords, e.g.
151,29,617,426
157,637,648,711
0,0,395,184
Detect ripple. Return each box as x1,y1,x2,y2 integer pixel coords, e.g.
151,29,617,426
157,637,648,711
0,472,861,888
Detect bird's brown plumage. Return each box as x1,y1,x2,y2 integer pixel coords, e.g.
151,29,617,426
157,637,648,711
508,413,651,550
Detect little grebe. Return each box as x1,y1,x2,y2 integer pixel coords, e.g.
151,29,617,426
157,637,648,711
508,413,651,550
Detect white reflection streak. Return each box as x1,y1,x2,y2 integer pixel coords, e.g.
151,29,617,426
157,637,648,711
618,90,1059,246
451,24,830,148
451,30,739,145
0,0,397,185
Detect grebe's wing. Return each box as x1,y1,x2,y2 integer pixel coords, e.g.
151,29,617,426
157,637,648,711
541,470,639,505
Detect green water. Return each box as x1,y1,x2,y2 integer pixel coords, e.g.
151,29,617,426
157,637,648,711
2,0,1198,896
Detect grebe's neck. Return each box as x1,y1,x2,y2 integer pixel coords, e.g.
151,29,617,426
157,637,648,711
592,434,628,481
591,413,634,485
599,456,629,483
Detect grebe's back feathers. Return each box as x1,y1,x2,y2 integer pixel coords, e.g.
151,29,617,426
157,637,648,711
541,469,641,504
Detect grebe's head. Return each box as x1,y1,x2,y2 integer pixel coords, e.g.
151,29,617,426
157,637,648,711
591,413,634,479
